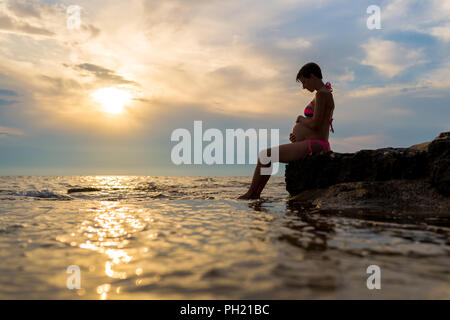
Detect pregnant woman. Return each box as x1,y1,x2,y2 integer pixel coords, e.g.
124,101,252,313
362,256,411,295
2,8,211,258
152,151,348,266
238,62,335,199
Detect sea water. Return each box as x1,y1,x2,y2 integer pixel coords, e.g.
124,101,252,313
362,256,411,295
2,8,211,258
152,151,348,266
0,176,448,299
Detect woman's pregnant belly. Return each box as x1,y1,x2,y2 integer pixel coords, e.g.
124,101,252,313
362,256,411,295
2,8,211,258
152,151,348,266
292,122,315,141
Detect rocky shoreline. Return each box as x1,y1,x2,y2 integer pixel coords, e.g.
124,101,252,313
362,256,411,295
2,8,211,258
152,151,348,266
285,132,450,215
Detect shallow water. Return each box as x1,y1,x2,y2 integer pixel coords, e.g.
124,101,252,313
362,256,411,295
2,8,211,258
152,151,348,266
0,176,449,299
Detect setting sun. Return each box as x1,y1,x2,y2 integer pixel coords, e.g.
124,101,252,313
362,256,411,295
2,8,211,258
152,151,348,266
92,87,133,114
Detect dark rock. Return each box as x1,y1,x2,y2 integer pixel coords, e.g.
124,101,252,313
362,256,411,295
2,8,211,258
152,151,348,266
67,187,101,194
285,132,450,213
289,180,449,215
428,132,450,196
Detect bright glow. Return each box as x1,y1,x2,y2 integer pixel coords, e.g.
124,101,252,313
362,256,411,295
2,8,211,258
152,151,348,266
92,87,133,114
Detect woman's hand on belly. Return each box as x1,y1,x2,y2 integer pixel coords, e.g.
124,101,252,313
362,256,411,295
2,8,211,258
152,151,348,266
296,115,305,123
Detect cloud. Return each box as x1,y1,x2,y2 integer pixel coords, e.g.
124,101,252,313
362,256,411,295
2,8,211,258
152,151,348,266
429,23,450,42
360,38,426,77
421,61,450,89
0,98,18,107
0,89,18,96
382,0,415,23
0,0,326,127
385,107,413,116
276,38,311,50
381,0,450,41
331,69,355,87
7,0,42,18
0,125,24,137
0,0,101,43
82,24,101,39
39,75,82,94
346,84,430,98
0,13,54,36
73,63,139,86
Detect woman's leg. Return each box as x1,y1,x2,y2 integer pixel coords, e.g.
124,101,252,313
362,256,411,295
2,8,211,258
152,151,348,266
238,161,268,199
238,140,316,199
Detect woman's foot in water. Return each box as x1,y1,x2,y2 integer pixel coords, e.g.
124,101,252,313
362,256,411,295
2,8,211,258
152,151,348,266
238,192,260,200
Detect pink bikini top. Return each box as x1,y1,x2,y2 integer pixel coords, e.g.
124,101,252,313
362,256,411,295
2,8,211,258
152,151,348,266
303,82,334,133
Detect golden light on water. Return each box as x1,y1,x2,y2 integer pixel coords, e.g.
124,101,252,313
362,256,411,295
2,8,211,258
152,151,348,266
92,87,133,114
75,197,147,299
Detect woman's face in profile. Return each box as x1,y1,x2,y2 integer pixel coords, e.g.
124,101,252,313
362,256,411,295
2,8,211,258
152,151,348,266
298,76,314,92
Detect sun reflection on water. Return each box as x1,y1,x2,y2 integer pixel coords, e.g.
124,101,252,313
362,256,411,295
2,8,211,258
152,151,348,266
77,199,146,298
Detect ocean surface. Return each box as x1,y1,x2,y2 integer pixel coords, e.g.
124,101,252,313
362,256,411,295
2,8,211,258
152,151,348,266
0,176,449,299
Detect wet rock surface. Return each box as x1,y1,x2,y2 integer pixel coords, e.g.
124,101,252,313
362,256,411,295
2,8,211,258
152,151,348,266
285,132,450,214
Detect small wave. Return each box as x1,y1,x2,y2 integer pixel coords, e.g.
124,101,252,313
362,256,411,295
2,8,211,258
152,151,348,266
134,182,161,192
15,190,72,200
67,187,102,194
0,224,24,234
151,193,169,199
0,189,14,195
195,178,215,182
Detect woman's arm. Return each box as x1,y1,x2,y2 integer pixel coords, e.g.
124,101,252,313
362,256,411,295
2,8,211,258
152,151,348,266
300,92,329,130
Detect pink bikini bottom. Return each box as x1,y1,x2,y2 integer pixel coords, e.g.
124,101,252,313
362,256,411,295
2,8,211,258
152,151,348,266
306,138,331,155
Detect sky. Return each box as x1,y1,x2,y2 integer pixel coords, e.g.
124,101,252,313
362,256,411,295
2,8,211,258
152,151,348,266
0,0,449,176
